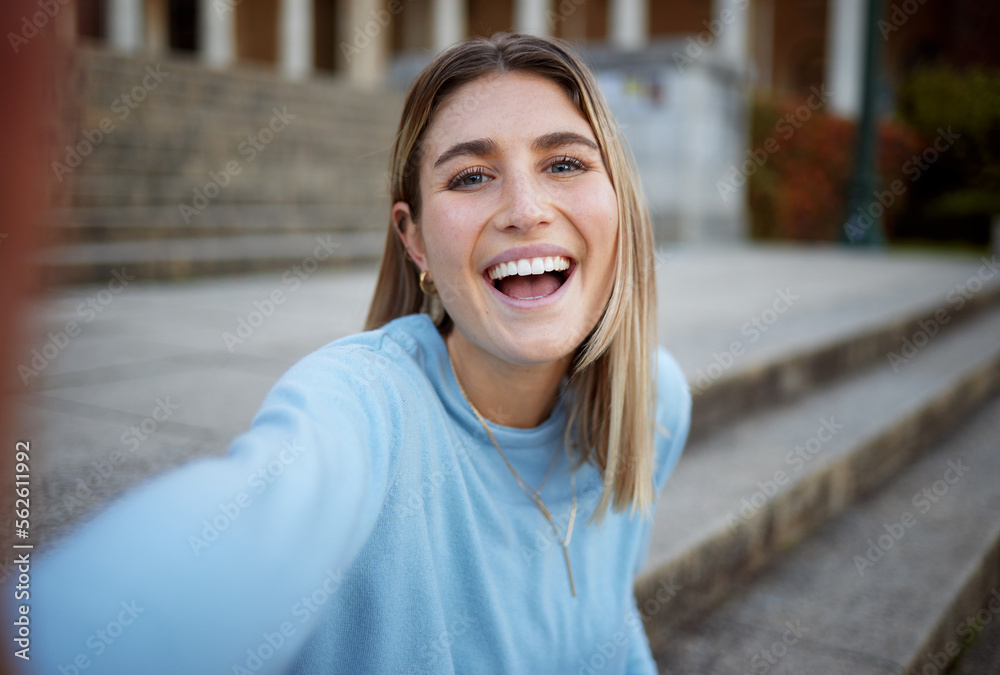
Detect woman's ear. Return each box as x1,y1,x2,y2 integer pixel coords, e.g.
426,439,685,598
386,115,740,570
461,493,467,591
392,201,429,271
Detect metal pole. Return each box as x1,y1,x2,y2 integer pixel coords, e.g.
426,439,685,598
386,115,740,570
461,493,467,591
841,0,884,246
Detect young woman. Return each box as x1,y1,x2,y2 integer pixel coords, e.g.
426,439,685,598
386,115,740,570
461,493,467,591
14,33,690,674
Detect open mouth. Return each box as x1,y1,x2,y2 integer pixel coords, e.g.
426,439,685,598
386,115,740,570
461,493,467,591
485,255,573,301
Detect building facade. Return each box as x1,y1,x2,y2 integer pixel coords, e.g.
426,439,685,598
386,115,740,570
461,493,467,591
58,0,970,242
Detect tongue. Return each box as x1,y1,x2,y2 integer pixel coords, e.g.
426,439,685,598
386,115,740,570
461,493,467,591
497,272,563,299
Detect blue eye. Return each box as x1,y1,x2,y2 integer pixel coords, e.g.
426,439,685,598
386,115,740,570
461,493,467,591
547,156,586,173
448,167,492,189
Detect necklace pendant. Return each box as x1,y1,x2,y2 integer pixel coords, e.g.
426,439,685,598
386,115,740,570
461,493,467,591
561,544,576,597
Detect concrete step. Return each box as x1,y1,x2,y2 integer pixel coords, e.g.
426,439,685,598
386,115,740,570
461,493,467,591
74,47,403,124
687,282,1000,443
54,143,386,178
633,305,1000,638
49,204,388,244
66,167,388,207
650,393,1000,674
37,230,388,285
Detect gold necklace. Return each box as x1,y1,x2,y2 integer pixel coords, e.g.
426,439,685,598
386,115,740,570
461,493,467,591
447,348,578,597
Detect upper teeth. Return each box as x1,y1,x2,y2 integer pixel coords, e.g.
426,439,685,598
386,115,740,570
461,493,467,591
488,256,571,281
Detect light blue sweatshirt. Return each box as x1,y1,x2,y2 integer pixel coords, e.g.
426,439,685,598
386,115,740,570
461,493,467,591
10,313,691,674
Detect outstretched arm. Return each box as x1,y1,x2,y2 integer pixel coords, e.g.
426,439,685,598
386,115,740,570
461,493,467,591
9,346,397,674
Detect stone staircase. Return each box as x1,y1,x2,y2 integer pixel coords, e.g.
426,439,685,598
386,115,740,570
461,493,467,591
43,46,404,284
639,272,1000,673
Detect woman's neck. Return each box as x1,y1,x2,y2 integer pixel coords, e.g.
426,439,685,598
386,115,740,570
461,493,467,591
444,328,573,429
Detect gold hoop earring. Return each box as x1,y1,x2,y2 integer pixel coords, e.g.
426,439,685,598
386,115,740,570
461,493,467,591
419,270,438,296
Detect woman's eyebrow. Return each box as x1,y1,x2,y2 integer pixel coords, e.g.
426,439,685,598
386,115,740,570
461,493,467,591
433,138,498,170
432,131,599,171
532,131,599,153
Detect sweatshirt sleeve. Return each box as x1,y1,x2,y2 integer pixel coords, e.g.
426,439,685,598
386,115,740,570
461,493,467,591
9,344,400,675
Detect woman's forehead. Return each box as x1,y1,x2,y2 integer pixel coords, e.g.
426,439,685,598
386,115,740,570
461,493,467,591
422,72,595,158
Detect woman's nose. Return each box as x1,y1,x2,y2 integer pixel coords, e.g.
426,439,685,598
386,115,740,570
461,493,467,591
495,171,555,232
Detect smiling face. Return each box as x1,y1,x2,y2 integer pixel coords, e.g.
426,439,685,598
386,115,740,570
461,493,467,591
397,71,619,369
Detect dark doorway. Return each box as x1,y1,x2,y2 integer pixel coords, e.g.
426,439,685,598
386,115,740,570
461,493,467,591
169,0,198,52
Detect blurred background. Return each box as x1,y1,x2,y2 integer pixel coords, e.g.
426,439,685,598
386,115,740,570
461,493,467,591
2,0,1000,673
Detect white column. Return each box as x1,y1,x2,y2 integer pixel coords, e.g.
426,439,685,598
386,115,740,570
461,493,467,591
609,0,647,50
711,0,751,75
107,0,144,52
516,0,550,37
432,0,466,52
200,0,236,68
826,0,864,118
343,0,389,86
280,0,315,79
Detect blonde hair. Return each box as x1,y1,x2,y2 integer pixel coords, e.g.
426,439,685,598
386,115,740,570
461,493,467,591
365,33,657,522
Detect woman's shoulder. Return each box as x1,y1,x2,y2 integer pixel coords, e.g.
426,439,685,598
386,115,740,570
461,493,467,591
283,314,438,382
652,345,693,493
255,314,441,419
